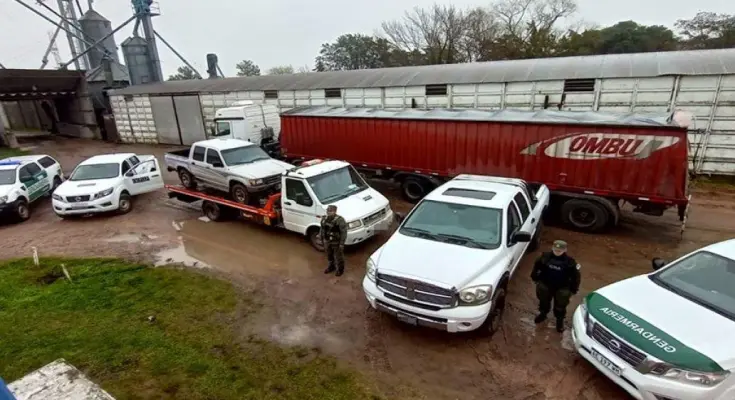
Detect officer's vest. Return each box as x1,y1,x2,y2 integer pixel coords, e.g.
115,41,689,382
322,216,342,243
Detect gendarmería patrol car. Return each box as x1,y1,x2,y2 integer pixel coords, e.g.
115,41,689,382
572,238,735,400
0,155,64,222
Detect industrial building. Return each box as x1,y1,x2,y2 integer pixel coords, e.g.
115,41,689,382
109,49,735,175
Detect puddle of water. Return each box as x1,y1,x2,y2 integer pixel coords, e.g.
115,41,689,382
268,323,346,352
154,240,210,269
103,233,159,244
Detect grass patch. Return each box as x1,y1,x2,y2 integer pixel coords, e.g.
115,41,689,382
0,147,29,159
0,258,379,400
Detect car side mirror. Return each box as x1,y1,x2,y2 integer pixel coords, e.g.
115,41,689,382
394,212,406,223
652,258,667,271
125,170,135,177
511,231,532,244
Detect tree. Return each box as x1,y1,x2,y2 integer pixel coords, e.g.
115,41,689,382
235,59,261,76
296,65,311,73
315,34,405,71
167,66,198,81
676,12,735,50
267,65,295,75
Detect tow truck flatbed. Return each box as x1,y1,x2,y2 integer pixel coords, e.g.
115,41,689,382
165,184,282,226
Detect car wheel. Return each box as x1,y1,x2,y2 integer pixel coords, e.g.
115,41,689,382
308,228,325,252
401,177,429,203
230,183,249,205
479,287,506,338
118,193,133,214
52,176,62,190
178,169,196,190
15,199,30,222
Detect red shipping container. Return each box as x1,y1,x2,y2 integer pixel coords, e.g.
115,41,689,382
280,107,690,207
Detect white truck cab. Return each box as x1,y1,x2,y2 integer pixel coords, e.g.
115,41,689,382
281,159,394,250
363,174,550,336
211,101,280,156
52,153,164,218
0,155,64,222
572,239,735,400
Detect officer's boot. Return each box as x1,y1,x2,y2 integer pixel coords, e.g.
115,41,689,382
555,317,564,333
534,313,547,324
324,265,336,274
335,266,344,277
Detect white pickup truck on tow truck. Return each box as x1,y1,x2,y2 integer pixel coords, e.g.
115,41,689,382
167,159,394,251
362,174,550,336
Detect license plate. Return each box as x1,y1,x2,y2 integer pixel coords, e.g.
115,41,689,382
70,203,89,209
396,313,417,326
591,348,622,376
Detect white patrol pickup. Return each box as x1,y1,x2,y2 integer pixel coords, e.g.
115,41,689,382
0,155,64,222
572,239,735,400
52,153,164,218
362,174,550,336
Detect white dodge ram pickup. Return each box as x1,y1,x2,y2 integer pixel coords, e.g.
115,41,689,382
165,138,293,205
362,174,550,336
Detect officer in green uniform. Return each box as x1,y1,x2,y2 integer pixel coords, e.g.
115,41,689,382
531,240,581,332
321,204,348,276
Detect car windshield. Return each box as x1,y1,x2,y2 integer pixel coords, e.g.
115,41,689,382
651,251,735,320
0,170,16,185
212,121,231,137
307,166,369,204
220,146,271,165
69,163,120,181
399,200,502,249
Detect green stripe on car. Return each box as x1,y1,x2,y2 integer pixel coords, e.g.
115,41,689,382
586,292,724,373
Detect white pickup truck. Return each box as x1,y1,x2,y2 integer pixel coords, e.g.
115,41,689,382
164,138,293,205
572,239,735,400
52,153,164,218
362,174,550,336
168,159,395,251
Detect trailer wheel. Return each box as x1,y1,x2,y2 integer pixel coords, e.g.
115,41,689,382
202,201,227,222
401,177,429,203
178,169,196,190
561,199,609,233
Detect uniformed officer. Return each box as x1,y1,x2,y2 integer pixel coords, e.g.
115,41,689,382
531,240,581,332
321,205,348,276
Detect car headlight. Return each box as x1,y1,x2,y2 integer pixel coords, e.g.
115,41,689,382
93,188,114,199
52,193,64,202
347,220,362,230
366,258,377,282
249,179,263,185
649,364,730,387
0,195,7,204
459,285,492,305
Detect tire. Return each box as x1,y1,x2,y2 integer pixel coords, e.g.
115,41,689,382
401,177,430,203
308,228,325,252
15,199,30,222
52,176,62,190
117,193,133,215
561,199,609,233
230,183,249,205
478,287,507,338
178,169,196,189
202,201,233,222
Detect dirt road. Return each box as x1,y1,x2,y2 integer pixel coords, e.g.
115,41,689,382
3,136,734,400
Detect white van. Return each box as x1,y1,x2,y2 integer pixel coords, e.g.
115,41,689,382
210,101,280,156
572,239,735,400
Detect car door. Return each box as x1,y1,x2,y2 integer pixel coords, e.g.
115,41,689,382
19,162,50,202
281,177,316,234
205,148,228,189
189,145,216,187
506,202,526,276
513,192,537,234
124,156,164,195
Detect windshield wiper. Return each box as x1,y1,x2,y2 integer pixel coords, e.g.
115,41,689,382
435,233,489,249
401,227,440,240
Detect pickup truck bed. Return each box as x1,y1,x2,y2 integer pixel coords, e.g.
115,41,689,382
164,149,190,172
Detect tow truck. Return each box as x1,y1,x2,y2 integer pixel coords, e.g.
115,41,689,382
166,159,395,251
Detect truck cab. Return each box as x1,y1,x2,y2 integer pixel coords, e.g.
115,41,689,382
211,101,280,157
280,159,394,250
362,174,550,336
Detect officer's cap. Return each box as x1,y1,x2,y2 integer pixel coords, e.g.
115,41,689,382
552,240,567,250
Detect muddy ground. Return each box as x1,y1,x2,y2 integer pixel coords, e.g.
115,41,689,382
3,136,735,400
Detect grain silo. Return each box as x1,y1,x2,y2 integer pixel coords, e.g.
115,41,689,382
79,9,120,69
121,36,154,85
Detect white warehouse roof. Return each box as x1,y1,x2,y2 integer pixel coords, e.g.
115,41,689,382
111,49,735,96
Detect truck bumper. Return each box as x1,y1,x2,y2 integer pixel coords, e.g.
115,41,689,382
345,209,393,245
362,276,491,333
571,306,733,400
53,193,120,215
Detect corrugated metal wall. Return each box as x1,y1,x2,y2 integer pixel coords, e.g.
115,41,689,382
108,74,735,175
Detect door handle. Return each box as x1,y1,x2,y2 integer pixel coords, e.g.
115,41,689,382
531,218,536,223
151,174,160,178
190,161,195,165
284,201,292,206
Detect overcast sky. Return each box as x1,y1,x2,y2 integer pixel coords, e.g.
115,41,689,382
0,0,731,78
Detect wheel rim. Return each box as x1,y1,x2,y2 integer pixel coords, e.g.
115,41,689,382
204,204,219,220
180,173,190,186
311,232,324,251
405,181,423,200
489,296,505,332
119,198,131,212
234,187,247,203
18,204,29,219
569,207,596,228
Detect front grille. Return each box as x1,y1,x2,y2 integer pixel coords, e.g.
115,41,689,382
377,273,455,307
363,208,387,226
66,195,90,203
263,174,281,185
591,323,647,367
